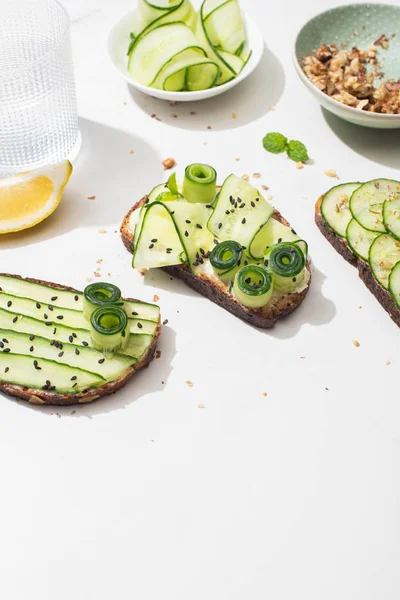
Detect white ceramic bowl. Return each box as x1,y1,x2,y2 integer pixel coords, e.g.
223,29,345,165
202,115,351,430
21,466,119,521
292,3,400,129
107,11,264,102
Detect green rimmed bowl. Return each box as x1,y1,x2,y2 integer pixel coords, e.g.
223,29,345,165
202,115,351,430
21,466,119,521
293,3,400,129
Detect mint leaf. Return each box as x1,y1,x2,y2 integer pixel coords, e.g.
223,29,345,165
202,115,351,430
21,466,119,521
287,140,309,163
262,132,288,154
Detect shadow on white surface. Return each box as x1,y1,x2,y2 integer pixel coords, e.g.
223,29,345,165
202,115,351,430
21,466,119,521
126,46,285,130
322,108,400,169
266,266,336,339
9,325,176,418
0,118,162,251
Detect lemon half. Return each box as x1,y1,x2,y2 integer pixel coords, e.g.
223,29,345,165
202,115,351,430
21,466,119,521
0,161,72,234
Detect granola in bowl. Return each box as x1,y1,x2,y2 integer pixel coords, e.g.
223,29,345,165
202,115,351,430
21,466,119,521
301,36,400,114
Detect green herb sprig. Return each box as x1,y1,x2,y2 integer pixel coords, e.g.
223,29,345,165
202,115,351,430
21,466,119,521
262,132,309,163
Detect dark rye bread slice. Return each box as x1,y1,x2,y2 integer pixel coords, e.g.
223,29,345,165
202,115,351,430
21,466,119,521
315,195,400,327
0,274,161,406
121,196,311,328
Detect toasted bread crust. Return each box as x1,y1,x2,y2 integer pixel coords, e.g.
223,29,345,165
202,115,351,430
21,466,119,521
0,274,160,406
315,196,400,327
121,197,311,328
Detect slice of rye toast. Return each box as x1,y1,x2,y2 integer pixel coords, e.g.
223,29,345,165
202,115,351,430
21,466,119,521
315,195,400,327
121,196,311,328
0,274,161,406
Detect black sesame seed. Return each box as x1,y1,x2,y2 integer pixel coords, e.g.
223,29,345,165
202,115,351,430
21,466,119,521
0,342,3,349
69,335,73,343
292,277,297,282
75,348,80,355
82,341,88,346
170,211,175,215
50,340,55,346
72,333,77,338
98,358,105,364
46,380,51,386
56,315,63,320
12,316,17,323
200,248,205,255
33,360,38,367
36,302,41,309
244,260,249,266
58,351,64,357
2,338,8,343
245,277,251,284
3,348,10,353
185,219,191,224
184,231,189,237
29,346,34,352
193,261,199,267
42,385,49,390
241,218,246,224
71,376,77,381
45,321,52,326
239,203,245,208
4,367,9,373
291,228,297,235
48,305,53,311
196,224,202,229
53,328,57,335
29,335,34,341
230,209,235,214
51,296,58,301
214,239,219,245
256,198,260,202
278,238,282,243
251,201,255,208
149,243,154,249
225,210,230,215
151,238,158,243
237,260,241,266
49,386,56,391
43,313,48,319
218,223,222,229
137,322,143,329
264,259,269,267
166,248,172,253
7,300,12,307
55,341,60,348
72,382,77,388
74,295,79,301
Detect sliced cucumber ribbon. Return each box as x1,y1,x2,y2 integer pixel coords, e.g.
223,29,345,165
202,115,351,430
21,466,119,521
90,305,128,357
183,163,217,204
210,240,242,278
266,243,306,292
128,0,249,92
83,283,122,320
233,265,273,308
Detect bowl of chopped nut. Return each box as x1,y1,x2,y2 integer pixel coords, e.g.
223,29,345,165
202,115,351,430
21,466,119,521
293,3,400,128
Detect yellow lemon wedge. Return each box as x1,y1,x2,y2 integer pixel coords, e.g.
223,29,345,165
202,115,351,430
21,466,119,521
0,160,72,234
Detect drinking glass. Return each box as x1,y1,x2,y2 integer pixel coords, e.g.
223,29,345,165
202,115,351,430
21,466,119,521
0,0,80,177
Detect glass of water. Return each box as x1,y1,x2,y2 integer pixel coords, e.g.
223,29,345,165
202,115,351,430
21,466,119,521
0,0,80,177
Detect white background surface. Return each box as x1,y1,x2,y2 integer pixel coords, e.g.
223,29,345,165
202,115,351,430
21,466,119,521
1,0,400,598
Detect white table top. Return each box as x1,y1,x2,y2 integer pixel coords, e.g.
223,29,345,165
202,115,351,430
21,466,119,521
1,1,399,598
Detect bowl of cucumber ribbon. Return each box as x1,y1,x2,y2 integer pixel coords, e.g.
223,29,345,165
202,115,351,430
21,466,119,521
108,0,264,101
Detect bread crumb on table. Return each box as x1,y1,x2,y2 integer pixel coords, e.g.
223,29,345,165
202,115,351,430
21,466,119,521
87,195,96,200
129,150,135,155
252,173,261,179
98,228,107,234
197,403,205,408
155,350,161,359
162,157,176,170
386,360,391,365
241,174,249,181
261,185,269,191
352,339,360,347
153,294,159,302
324,170,339,178
296,162,304,169
232,112,237,119
186,380,194,388
263,392,268,397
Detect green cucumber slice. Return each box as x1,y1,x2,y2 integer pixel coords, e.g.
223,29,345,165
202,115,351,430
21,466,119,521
346,219,379,261
389,261,400,309
121,333,155,360
0,292,87,330
208,174,274,248
163,200,214,270
0,330,135,380
204,0,245,55
321,182,361,237
249,218,303,259
350,179,400,233
132,0,195,37
369,233,400,289
383,192,400,240
133,202,186,269
0,352,102,394
129,318,158,336
152,47,220,91
0,275,82,311
128,22,206,86
123,299,159,322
